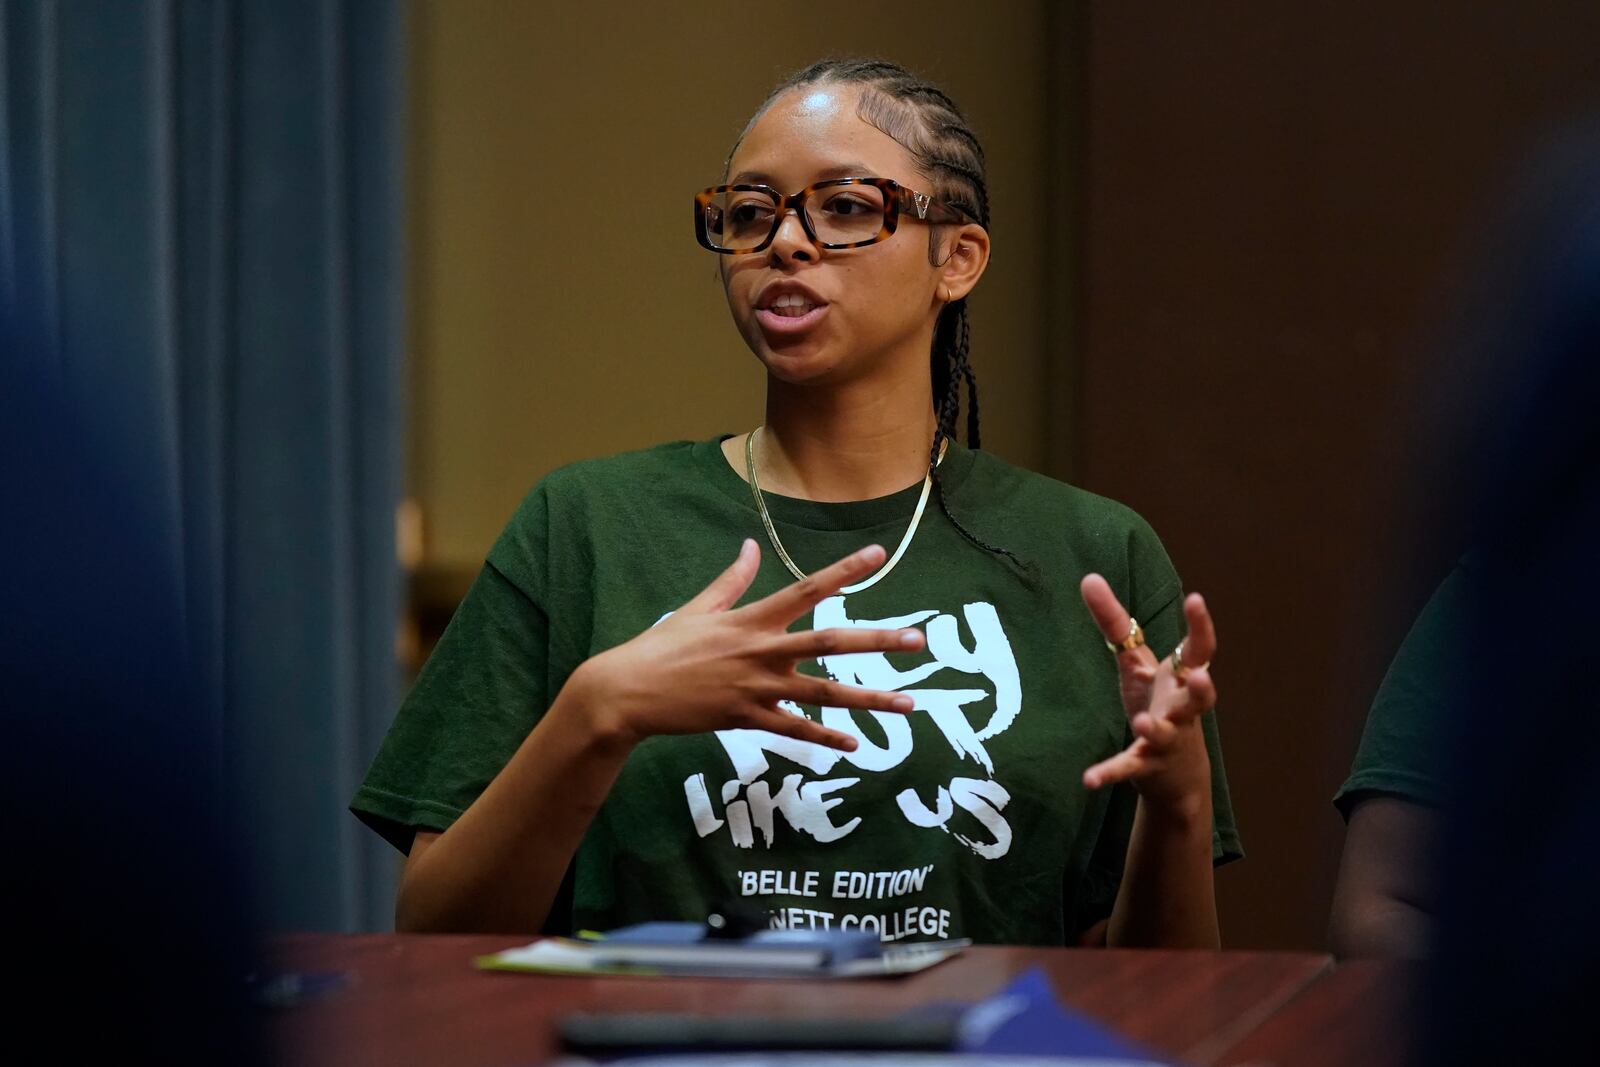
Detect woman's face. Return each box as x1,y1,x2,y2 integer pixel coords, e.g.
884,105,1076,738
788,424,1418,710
720,85,948,388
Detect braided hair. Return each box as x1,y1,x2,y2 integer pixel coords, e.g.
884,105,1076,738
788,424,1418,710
736,59,1032,578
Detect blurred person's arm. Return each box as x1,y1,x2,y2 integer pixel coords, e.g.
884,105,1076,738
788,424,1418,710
1329,795,1438,958
1330,566,1464,957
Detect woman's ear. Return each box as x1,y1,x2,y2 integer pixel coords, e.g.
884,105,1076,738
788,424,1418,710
939,223,991,302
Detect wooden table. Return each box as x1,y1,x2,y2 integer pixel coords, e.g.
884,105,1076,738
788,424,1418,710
269,935,1413,1065
1213,959,1416,1066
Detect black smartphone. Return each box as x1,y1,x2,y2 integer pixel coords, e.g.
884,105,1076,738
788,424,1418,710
557,1011,960,1054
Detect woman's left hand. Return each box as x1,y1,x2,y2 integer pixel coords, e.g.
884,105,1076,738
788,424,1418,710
1078,574,1217,813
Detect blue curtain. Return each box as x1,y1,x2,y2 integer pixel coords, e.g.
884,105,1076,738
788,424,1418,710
1,0,406,931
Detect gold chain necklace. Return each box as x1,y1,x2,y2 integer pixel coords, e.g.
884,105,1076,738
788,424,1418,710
744,427,946,595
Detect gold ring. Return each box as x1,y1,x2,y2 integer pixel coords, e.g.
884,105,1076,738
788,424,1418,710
1173,639,1210,679
1105,618,1145,654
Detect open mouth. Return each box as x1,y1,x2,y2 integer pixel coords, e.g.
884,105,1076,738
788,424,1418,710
760,293,823,318
754,291,829,336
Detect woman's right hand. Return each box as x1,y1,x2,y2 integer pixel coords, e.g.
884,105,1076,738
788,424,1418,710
569,539,924,752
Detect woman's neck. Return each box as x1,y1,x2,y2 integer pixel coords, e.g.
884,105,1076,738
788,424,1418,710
737,369,940,502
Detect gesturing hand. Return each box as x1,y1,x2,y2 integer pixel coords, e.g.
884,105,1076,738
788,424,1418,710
1078,574,1217,810
579,539,926,752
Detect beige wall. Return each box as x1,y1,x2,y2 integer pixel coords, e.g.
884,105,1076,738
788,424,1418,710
409,0,1056,571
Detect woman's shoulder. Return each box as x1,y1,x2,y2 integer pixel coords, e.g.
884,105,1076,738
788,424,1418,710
489,440,712,579
961,447,1162,543
499,437,733,534
535,439,705,499
959,449,1179,610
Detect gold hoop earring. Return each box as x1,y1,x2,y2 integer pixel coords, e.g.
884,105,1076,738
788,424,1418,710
939,283,951,304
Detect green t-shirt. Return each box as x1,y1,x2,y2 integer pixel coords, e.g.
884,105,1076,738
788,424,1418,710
353,438,1242,945
1334,561,1472,817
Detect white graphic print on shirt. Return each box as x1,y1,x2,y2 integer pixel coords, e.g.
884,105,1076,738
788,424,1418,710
680,593,1022,860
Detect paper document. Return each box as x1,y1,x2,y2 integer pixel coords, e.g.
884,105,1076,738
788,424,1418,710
477,935,970,979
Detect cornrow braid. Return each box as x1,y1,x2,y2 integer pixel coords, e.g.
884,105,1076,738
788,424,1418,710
738,58,1035,582
926,304,1033,582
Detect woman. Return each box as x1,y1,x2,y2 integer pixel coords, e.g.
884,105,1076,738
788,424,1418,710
353,59,1241,947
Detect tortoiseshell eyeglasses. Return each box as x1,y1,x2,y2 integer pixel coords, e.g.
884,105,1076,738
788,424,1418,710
693,177,977,255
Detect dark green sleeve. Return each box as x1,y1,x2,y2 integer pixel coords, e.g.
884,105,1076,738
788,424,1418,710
351,490,552,854
1334,563,1468,817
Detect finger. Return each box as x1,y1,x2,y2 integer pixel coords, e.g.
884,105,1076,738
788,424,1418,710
1180,592,1218,667
757,707,860,753
1083,745,1145,790
1126,659,1158,690
681,539,760,614
764,626,926,661
768,675,916,715
1081,573,1152,664
752,545,886,624
746,544,887,625
1164,667,1216,723
1131,711,1178,747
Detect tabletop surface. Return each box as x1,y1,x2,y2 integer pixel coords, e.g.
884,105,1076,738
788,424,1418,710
268,934,1413,1066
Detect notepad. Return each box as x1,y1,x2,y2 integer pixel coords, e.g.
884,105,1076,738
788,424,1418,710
588,922,881,970
476,922,970,979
